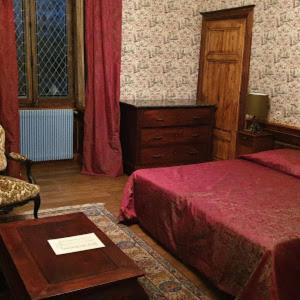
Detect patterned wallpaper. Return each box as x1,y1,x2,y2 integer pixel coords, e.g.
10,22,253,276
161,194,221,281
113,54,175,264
120,0,300,127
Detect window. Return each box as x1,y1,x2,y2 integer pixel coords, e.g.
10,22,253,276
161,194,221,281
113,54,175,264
14,0,74,107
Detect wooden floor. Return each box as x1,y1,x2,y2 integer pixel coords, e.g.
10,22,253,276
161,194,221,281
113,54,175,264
15,160,232,300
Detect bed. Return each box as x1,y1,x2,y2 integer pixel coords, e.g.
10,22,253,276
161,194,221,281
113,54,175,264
119,149,300,299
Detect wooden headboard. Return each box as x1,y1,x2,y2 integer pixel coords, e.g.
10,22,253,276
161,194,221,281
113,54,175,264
262,123,300,150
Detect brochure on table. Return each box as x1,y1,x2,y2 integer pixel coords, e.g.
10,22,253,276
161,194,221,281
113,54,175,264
48,233,105,255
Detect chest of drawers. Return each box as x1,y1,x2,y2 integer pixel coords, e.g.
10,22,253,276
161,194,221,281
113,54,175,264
120,102,215,174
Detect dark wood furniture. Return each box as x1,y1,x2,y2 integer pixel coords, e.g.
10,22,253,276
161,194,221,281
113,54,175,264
261,122,300,149
237,130,274,155
120,102,215,174
0,213,147,299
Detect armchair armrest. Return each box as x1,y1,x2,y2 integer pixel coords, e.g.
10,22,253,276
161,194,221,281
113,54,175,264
6,152,36,184
7,152,28,162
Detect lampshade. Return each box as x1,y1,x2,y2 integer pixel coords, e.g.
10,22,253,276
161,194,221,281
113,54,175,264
245,93,269,120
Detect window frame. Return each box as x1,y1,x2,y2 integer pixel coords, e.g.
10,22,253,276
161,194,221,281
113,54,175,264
17,0,75,108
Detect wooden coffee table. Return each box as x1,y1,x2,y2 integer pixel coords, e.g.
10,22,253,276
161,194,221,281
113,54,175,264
0,213,148,299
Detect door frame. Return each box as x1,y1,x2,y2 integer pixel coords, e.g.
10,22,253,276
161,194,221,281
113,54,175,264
197,5,255,131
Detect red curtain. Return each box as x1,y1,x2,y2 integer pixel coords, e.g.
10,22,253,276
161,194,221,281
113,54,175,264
82,0,123,177
0,0,20,177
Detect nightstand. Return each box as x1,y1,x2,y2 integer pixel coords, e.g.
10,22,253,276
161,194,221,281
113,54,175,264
237,130,274,155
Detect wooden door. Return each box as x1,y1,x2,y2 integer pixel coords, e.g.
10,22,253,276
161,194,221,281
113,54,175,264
197,6,254,160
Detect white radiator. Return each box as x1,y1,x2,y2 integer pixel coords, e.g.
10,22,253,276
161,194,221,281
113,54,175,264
20,109,74,161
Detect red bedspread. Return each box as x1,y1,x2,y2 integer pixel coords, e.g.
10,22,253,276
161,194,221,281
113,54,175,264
119,159,300,299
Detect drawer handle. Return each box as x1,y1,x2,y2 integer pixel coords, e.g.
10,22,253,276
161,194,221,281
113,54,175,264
153,136,163,141
188,151,199,155
241,136,248,141
156,118,164,122
192,134,199,138
192,116,201,120
152,154,162,158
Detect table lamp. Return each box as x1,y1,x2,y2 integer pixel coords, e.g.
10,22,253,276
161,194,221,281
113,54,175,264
245,93,269,133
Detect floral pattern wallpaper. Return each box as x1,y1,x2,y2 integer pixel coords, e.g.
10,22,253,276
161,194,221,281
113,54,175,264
120,0,300,127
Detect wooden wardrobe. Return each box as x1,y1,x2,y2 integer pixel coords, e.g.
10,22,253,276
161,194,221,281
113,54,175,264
197,6,254,160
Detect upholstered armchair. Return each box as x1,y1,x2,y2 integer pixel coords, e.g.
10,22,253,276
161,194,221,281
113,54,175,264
0,125,40,218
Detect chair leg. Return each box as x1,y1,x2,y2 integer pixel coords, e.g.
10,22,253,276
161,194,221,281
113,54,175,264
33,195,41,219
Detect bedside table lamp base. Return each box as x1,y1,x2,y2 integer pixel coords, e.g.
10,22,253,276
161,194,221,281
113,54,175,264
248,116,262,133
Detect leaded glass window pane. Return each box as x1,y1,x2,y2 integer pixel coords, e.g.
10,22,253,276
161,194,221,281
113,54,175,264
13,0,27,97
35,0,68,97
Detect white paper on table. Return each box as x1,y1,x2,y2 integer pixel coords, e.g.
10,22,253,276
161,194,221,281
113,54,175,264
48,233,105,255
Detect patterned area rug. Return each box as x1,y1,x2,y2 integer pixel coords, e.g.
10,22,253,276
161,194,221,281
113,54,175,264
1,203,212,300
